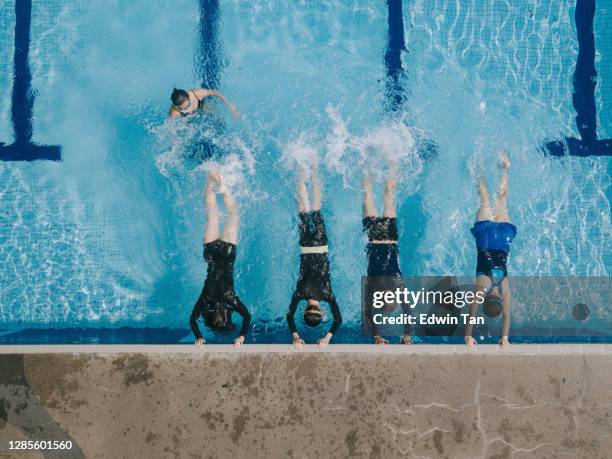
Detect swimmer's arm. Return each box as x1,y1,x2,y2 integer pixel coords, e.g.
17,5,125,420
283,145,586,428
365,301,381,341
464,299,479,339
168,107,180,119
190,304,204,341
501,295,511,344
194,88,240,117
327,295,343,336
232,296,251,338
400,301,413,339
286,293,301,335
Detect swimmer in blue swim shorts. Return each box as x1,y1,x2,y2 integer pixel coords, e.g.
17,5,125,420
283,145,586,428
464,152,516,348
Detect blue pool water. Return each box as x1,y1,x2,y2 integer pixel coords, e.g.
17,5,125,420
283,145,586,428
0,0,610,344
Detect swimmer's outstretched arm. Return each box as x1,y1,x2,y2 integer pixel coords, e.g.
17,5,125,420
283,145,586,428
464,291,482,347
190,302,205,347
500,278,511,347
286,294,304,349
193,88,240,117
229,296,251,347
318,295,342,348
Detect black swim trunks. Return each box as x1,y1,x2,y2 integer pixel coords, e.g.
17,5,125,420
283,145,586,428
299,211,328,247
363,216,398,242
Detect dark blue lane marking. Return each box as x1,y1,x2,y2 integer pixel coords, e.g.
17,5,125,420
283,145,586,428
196,0,220,89
385,0,438,160
545,0,612,157
0,0,61,162
384,0,406,113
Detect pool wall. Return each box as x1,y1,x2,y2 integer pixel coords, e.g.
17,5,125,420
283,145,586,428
1,346,611,457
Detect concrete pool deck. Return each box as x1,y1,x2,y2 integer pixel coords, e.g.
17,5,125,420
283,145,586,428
1,346,611,458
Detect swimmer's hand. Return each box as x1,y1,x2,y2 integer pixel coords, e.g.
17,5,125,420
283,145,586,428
234,336,245,348
400,335,412,345
465,336,477,347
374,335,389,345
292,333,305,350
195,338,205,348
499,336,509,348
229,105,240,118
499,151,510,169
317,333,332,348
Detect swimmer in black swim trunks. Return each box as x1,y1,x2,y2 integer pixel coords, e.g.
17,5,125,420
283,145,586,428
190,172,251,348
168,87,240,119
362,161,412,345
464,152,517,348
286,163,342,349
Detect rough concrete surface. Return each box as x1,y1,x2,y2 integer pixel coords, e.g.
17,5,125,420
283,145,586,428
0,351,611,458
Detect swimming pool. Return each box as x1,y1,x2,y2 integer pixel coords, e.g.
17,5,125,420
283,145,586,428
0,0,610,344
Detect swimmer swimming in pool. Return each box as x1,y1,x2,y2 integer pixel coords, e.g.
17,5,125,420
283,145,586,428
168,87,240,119
190,171,251,348
464,151,516,348
286,161,342,349
362,161,412,345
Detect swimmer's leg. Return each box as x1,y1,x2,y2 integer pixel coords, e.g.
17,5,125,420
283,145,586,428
204,173,220,243
362,174,377,218
476,177,494,222
494,152,511,223
220,176,239,244
383,161,398,218
297,171,311,213
311,164,322,212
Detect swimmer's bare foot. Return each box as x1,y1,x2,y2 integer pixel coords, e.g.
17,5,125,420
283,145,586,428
465,336,477,348
499,151,510,169
400,335,412,345
499,336,510,348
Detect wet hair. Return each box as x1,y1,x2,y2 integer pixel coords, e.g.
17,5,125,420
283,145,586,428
203,304,235,333
304,303,323,328
483,295,503,318
171,88,189,107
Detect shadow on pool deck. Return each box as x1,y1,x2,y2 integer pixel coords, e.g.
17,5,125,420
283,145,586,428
0,350,611,458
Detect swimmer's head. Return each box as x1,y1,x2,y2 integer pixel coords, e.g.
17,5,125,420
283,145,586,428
171,88,190,110
304,300,323,327
483,294,503,318
203,303,235,333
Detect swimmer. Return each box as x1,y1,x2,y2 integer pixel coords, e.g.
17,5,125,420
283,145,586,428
464,152,516,348
286,162,342,349
168,87,240,118
190,172,251,348
362,161,412,345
